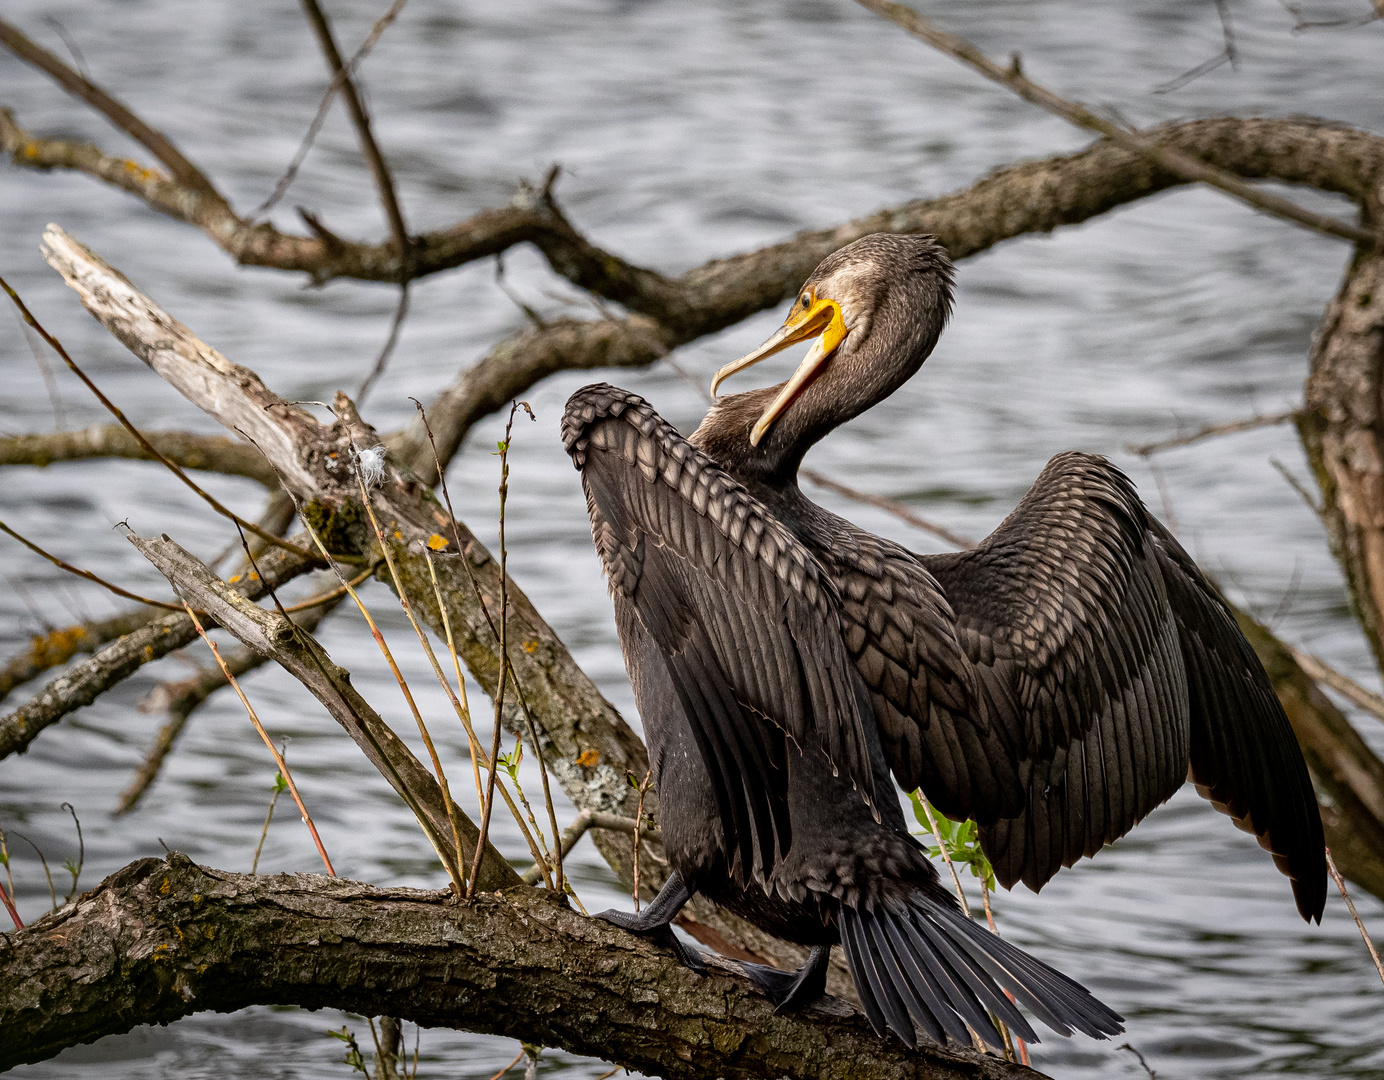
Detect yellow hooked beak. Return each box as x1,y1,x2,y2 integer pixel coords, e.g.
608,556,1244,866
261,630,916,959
710,297,849,446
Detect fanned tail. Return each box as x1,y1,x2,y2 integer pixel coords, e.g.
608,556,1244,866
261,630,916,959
839,897,1123,1051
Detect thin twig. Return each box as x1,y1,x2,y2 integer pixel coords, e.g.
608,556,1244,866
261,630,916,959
355,470,471,890
470,408,518,898
254,0,409,217
1153,0,1238,94
1271,457,1324,517
1119,1044,1158,1079
1326,848,1384,989
0,16,221,197
918,796,971,917
855,0,1378,247
631,769,652,912
9,831,56,911
802,469,977,549
0,518,185,611
0,276,314,559
487,1049,525,1080
252,755,287,874
1290,648,1384,725
59,802,83,905
0,871,21,929
1126,409,1299,456
422,550,484,810
357,283,410,404
180,600,336,876
979,876,1027,1066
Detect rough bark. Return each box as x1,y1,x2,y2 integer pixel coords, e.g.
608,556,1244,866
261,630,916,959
1297,218,1384,671
0,854,1034,1080
0,609,154,704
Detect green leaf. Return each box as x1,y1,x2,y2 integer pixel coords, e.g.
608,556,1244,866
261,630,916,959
273,771,288,794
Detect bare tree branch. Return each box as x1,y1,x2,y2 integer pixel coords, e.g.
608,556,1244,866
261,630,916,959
854,0,1376,247
0,609,154,705
1124,409,1300,456
0,424,279,484
0,854,1029,1080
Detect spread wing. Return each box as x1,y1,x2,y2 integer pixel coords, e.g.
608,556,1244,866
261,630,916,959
563,384,878,885
921,452,1324,920
1148,518,1327,922
817,526,1024,824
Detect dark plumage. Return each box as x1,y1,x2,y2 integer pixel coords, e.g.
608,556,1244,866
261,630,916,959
562,233,1325,1050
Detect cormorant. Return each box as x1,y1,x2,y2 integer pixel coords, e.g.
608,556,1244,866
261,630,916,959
561,233,1325,1050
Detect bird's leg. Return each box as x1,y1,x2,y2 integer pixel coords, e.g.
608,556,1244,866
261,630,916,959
596,870,705,972
739,944,832,1011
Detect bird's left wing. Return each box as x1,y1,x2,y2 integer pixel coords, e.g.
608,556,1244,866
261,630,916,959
563,385,878,883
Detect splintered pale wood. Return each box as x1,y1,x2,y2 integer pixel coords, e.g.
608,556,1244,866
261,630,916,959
39,224,321,493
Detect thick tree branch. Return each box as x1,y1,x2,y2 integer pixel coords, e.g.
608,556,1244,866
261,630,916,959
0,18,223,201
399,117,1384,468
0,855,1031,1080
0,423,279,484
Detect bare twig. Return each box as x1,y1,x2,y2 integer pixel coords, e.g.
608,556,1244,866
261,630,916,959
1119,1043,1158,1079
1271,457,1324,517
918,796,971,917
251,757,287,874
255,0,409,217
181,599,336,876
355,468,469,890
0,424,280,484
855,0,1377,247
357,283,410,404
470,405,519,898
59,802,83,905
1125,409,1299,456
0,16,222,199
0,873,21,929
487,1049,525,1080
1325,847,1384,989
1153,0,1238,94
0,518,184,612
631,769,653,912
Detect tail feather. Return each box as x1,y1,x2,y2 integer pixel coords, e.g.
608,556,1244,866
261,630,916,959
839,898,1123,1051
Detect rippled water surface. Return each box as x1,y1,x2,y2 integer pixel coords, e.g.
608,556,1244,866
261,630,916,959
2,1,1383,1077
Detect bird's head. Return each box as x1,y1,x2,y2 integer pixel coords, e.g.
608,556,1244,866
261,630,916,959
705,234,954,468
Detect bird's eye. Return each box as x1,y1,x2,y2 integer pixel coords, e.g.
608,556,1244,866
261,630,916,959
801,295,810,308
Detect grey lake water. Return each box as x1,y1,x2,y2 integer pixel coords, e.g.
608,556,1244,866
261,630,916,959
2,1,1383,1077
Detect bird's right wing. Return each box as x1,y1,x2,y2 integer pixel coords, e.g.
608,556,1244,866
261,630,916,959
563,385,878,885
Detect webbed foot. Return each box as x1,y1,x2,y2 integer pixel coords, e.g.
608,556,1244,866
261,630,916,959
741,944,831,1011
595,871,705,974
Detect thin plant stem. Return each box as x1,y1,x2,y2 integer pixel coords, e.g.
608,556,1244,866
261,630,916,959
252,760,286,875
268,475,467,891
0,518,186,611
470,416,514,899
425,549,484,809
181,601,336,876
355,471,470,891
413,399,564,895
1326,847,1384,989
919,796,971,917
0,275,313,560
425,550,553,886
11,832,57,911
0,828,19,928
59,802,83,905
498,739,556,889
631,769,652,912
487,1049,524,1080
979,876,1027,1066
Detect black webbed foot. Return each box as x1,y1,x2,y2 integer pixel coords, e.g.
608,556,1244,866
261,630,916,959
595,871,705,974
741,944,831,1011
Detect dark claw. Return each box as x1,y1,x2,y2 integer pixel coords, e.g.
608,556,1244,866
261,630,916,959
596,908,706,974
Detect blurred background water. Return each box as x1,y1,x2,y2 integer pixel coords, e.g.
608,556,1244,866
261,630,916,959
1,1,1382,1076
